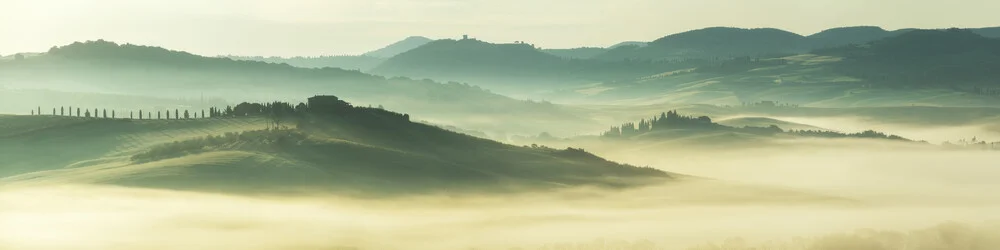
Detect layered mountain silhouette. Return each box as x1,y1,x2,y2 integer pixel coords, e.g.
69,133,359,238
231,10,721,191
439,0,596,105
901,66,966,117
369,38,692,88
0,40,574,119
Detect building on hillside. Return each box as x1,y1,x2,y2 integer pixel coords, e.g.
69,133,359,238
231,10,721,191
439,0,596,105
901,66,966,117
462,35,469,40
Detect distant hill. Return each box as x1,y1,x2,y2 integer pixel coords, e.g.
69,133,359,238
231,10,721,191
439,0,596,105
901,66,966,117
608,41,647,49
594,27,807,61
0,40,582,129
594,26,1000,62
816,28,1000,87
805,26,896,49
372,39,569,78
363,36,433,58
1,98,669,194
224,55,385,71
370,39,695,90
542,47,607,59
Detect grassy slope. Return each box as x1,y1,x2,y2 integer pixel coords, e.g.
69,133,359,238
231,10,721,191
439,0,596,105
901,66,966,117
0,115,668,195
0,116,267,177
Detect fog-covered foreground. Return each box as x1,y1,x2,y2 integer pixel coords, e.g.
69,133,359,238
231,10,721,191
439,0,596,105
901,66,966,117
3,144,999,250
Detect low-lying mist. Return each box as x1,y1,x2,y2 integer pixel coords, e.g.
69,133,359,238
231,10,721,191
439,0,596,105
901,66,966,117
4,141,1000,250
4,111,999,250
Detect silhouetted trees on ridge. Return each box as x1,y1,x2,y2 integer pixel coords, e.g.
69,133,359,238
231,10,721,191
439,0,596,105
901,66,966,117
21,96,412,132
602,110,719,137
602,110,910,141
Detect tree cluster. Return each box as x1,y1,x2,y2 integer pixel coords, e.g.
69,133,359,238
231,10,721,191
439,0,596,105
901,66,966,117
207,96,410,129
602,110,717,137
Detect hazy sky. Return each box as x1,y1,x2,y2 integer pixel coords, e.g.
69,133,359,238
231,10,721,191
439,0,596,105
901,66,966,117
2,0,998,57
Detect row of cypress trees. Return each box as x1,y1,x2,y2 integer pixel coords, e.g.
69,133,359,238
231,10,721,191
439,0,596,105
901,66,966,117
29,106,209,120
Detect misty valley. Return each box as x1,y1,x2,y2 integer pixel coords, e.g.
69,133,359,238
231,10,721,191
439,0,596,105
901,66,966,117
3,16,1000,250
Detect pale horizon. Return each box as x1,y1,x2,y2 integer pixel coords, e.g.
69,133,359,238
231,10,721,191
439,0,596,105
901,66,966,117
2,0,999,57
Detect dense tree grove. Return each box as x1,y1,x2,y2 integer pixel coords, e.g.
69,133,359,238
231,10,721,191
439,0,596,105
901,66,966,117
21,96,409,131
602,110,718,137
206,96,410,129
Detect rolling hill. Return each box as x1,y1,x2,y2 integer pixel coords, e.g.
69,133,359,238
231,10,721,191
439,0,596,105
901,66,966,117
0,97,669,195
804,26,898,49
594,27,808,61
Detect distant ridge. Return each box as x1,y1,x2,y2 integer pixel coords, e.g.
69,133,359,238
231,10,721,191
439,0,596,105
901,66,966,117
592,26,1000,61
363,36,433,58
816,28,1000,87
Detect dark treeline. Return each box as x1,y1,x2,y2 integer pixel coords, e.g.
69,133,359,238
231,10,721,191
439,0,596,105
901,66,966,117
211,95,410,129
602,110,911,141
